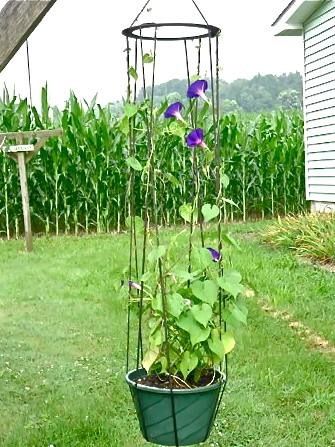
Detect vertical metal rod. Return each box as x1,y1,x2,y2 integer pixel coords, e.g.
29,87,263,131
126,36,133,372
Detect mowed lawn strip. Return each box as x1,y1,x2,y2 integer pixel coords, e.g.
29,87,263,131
0,229,334,446
224,221,335,346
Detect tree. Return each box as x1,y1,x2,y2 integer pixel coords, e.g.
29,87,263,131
277,89,302,110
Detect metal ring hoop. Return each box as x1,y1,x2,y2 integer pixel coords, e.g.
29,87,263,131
122,22,221,41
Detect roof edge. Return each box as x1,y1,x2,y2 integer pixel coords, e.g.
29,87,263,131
272,0,325,36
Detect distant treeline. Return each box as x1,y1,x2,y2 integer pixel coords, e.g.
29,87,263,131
136,72,303,114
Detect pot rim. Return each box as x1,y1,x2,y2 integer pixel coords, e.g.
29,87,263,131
126,368,225,394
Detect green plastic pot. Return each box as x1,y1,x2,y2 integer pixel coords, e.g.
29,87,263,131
126,368,224,446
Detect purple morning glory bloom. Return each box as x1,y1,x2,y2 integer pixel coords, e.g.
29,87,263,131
207,247,222,263
186,128,207,148
128,280,141,290
187,79,208,101
164,102,184,121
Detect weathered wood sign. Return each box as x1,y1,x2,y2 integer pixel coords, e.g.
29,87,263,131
0,129,62,252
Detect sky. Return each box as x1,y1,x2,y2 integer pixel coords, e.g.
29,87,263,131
0,0,304,107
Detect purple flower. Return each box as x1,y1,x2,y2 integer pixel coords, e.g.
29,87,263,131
187,80,208,101
164,102,184,121
186,128,207,148
128,280,141,290
207,247,221,263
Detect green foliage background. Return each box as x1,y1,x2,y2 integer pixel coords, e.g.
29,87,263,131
0,87,306,237
140,72,303,113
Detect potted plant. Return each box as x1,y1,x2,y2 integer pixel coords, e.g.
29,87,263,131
123,79,248,446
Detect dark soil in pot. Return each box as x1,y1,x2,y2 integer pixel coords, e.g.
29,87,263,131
136,369,221,389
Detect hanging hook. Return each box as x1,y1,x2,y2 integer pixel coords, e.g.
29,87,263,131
25,40,33,107
130,0,152,27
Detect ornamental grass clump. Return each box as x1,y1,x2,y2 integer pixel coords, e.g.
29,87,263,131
124,79,248,389
262,214,335,264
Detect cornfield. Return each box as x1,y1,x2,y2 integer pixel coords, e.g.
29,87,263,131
0,87,306,238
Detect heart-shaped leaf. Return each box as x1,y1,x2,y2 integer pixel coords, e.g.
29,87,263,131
143,53,154,63
191,247,213,270
124,102,138,118
167,293,185,318
221,173,230,188
128,66,138,80
191,280,218,306
177,312,211,346
208,329,235,361
148,245,167,263
179,203,193,223
217,270,244,298
230,303,248,325
180,351,198,379
169,121,186,140
191,303,212,327
222,332,236,354
201,203,220,223
142,346,159,372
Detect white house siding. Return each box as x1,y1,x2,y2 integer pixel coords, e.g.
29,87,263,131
304,0,335,207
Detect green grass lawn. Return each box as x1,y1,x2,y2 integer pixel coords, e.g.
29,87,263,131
0,224,334,447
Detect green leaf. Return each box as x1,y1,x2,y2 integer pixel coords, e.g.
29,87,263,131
191,247,213,271
126,156,143,171
159,356,168,373
119,116,129,135
165,173,179,187
143,53,154,63
221,232,241,251
152,294,163,313
201,204,220,223
207,329,225,360
191,280,218,306
128,66,138,80
221,173,230,188
167,293,185,318
191,303,212,327
148,245,167,263
230,303,248,325
222,197,238,208
149,324,163,346
180,351,198,379
169,121,186,140
172,269,199,283
217,270,244,298
142,346,159,372
222,332,236,354
179,203,193,223
208,329,236,361
177,311,211,346
124,102,138,118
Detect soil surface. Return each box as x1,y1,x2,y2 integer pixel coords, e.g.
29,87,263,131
136,370,221,389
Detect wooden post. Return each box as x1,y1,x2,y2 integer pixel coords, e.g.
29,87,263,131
0,129,62,252
17,150,33,252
